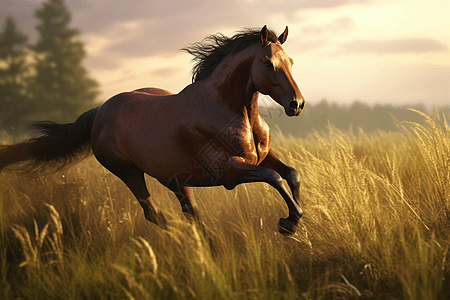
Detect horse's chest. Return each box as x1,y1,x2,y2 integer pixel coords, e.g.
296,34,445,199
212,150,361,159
188,113,270,178
215,120,269,165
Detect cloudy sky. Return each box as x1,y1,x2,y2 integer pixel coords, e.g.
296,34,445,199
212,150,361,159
1,0,449,107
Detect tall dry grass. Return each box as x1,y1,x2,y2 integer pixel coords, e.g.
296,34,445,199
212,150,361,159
0,109,449,299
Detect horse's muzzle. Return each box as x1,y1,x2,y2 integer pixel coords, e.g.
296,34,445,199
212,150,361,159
286,98,305,116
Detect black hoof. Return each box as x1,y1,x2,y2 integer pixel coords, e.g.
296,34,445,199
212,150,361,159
277,218,296,235
157,213,168,230
145,211,168,230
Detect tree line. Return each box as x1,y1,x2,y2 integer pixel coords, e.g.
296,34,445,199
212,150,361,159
261,100,449,138
0,0,100,141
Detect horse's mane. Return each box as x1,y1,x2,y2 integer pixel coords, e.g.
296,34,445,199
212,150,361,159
182,28,279,82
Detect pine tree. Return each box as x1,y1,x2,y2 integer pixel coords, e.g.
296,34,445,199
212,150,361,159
0,16,32,139
31,0,100,124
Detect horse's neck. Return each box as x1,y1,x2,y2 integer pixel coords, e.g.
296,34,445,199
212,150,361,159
206,47,258,114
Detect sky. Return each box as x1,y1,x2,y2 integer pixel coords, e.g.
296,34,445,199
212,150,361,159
1,0,449,107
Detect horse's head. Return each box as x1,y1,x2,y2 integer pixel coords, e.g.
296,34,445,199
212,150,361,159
251,25,305,116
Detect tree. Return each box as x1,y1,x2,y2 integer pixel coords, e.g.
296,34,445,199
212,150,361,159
0,16,33,138
31,0,100,124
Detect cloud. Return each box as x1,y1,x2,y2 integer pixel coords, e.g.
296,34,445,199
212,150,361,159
151,67,182,78
289,40,328,53
69,0,367,37
1,0,369,58
248,0,368,11
287,17,354,53
72,0,263,57
85,55,121,70
302,17,354,35
338,38,449,54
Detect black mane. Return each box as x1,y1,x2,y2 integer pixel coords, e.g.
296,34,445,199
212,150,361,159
182,28,279,82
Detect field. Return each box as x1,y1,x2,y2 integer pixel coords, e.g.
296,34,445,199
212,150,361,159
1,109,449,299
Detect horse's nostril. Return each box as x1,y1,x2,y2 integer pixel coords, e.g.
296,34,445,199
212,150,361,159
299,99,305,110
289,101,299,110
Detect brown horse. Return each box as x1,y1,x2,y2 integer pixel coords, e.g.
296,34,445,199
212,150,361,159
0,25,305,235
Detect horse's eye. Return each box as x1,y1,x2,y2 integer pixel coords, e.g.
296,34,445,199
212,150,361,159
264,61,273,69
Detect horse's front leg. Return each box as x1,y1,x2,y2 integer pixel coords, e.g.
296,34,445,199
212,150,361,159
222,157,303,235
259,148,301,207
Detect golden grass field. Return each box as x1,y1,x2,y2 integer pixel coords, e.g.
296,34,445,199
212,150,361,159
1,109,449,299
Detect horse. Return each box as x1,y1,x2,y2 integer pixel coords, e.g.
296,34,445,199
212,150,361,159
0,25,305,235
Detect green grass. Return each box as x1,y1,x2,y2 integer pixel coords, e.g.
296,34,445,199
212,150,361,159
1,109,449,299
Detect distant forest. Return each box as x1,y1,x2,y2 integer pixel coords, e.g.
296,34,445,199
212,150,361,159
261,100,450,138
0,0,100,142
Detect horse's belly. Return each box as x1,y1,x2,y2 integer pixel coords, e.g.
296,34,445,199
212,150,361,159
136,148,224,187
118,118,204,184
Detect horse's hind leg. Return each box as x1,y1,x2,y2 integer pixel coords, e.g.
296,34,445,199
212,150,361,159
108,164,167,229
174,186,200,222
173,186,216,250
170,185,207,228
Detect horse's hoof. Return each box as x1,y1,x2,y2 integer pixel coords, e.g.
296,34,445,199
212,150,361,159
145,211,168,230
157,213,169,230
277,218,295,235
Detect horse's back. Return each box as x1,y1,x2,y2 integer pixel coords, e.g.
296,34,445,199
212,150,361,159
133,88,173,97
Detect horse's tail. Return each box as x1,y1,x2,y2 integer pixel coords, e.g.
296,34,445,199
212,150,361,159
0,107,99,173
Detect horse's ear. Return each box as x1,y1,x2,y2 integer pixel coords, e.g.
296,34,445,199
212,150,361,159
260,25,268,46
278,26,288,44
